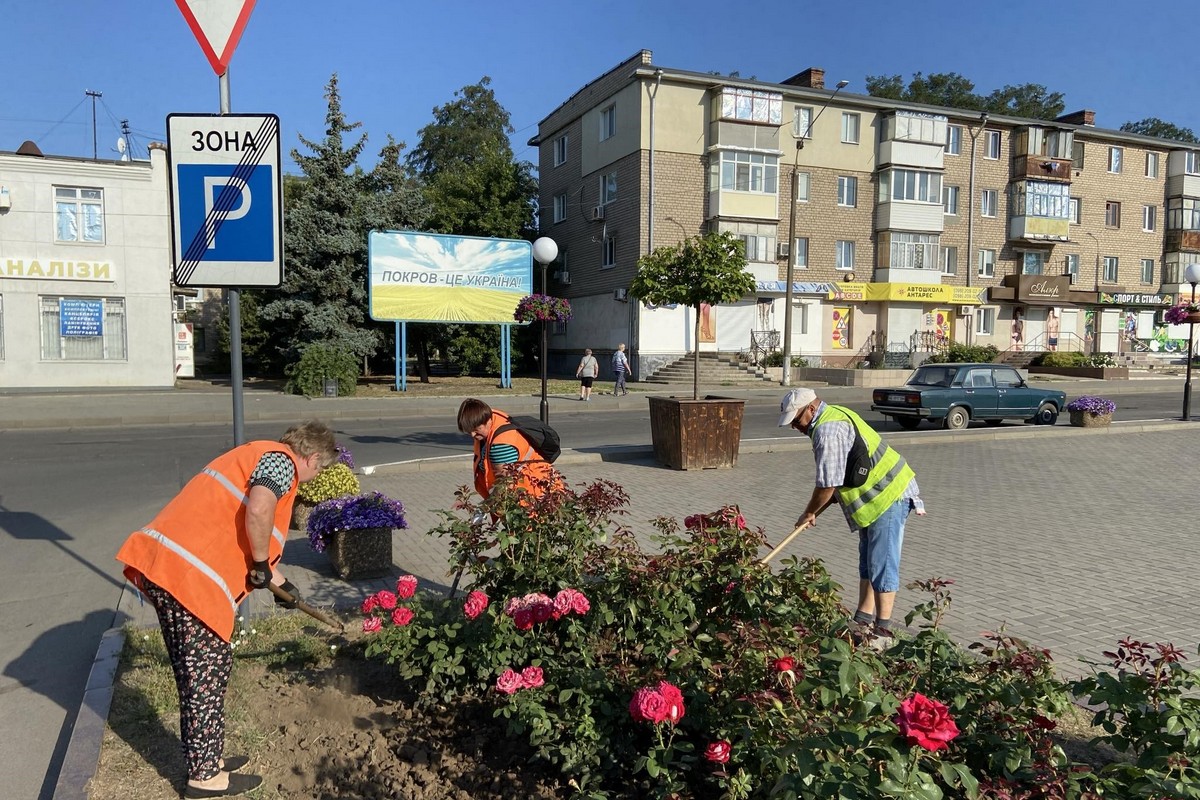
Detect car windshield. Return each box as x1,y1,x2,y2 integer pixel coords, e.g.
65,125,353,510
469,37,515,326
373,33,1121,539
908,366,958,387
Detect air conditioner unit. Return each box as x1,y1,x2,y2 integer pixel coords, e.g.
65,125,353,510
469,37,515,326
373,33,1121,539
776,242,790,259
959,305,973,316
559,271,571,285
591,205,605,221
614,287,628,301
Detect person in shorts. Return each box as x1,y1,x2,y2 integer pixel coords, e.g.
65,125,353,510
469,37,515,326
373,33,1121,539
576,348,598,401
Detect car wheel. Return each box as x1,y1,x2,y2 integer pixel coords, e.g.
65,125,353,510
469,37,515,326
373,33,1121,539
944,407,970,430
985,419,1003,427
894,416,921,431
1030,401,1059,425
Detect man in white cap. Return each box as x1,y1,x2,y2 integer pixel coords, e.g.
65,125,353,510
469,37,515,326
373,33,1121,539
778,388,925,644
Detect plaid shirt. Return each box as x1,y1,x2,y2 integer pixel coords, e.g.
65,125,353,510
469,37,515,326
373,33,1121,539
809,402,923,531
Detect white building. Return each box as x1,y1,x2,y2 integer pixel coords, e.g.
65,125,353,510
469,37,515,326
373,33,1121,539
0,142,175,389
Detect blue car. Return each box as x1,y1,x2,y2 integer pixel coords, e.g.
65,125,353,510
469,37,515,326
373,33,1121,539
870,362,1067,430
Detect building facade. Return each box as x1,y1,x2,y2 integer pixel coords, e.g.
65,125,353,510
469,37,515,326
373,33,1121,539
0,142,175,389
531,50,1197,377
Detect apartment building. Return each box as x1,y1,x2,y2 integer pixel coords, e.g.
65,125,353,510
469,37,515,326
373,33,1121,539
530,50,1195,376
0,141,175,388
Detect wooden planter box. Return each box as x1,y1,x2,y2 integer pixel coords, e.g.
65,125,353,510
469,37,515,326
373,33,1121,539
647,395,745,470
1069,411,1112,428
326,527,393,580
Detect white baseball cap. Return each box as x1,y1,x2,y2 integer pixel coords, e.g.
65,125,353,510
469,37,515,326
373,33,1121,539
777,388,818,426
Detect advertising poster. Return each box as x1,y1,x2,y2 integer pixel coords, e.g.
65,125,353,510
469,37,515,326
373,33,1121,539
174,323,195,378
831,307,850,349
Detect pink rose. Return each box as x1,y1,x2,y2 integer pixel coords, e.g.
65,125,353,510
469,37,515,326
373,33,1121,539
374,590,397,610
362,616,382,633
553,590,575,619
361,595,379,614
703,740,731,764
391,607,414,627
629,686,669,724
495,668,522,695
512,608,534,630
657,681,685,724
395,575,418,600
463,590,489,620
520,666,544,689
896,693,960,752
570,591,590,616
503,596,525,616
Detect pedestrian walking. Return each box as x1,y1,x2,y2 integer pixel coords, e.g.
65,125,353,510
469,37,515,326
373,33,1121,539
611,343,630,396
115,421,339,798
576,348,599,401
777,389,926,646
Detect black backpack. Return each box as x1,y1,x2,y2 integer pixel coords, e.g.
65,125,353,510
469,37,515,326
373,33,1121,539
495,415,561,463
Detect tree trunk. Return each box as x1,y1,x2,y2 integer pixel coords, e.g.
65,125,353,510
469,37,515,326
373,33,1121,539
692,304,701,400
416,338,431,383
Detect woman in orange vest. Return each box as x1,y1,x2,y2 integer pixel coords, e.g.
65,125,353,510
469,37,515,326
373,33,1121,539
456,398,556,502
116,420,337,798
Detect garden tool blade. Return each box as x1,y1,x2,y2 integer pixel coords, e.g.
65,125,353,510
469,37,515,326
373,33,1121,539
269,583,345,633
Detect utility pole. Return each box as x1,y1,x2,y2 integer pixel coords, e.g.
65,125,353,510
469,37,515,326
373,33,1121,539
85,90,102,160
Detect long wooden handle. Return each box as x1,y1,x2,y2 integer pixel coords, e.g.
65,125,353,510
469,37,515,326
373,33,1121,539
268,583,345,632
761,522,812,564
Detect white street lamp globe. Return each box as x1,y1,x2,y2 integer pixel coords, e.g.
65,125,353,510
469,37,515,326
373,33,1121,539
532,237,559,266
1184,263,1200,285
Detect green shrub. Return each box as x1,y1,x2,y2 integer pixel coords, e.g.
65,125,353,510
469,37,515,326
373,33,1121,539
1034,351,1086,367
925,343,999,364
284,342,359,397
762,353,808,368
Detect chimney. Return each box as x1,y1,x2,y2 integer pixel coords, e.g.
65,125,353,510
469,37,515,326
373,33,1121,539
1056,109,1095,127
16,140,44,157
782,67,825,90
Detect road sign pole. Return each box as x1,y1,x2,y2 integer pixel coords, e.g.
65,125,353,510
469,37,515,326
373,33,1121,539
219,70,246,446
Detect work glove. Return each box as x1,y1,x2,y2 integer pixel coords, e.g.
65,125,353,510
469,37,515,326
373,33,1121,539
247,560,272,590
274,579,301,608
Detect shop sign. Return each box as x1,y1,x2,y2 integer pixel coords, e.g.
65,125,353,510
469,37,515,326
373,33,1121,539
2,259,114,281
1015,275,1070,302
828,282,985,304
756,280,835,295
1098,291,1176,306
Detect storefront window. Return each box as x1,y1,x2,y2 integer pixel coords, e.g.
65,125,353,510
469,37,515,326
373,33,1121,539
39,296,127,360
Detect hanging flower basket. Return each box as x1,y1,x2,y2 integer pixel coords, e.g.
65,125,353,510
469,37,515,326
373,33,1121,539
1164,303,1200,325
514,294,573,324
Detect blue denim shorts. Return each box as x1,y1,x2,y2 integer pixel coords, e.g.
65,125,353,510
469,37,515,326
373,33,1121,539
858,498,911,593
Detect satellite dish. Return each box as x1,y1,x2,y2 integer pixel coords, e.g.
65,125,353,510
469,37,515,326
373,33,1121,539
116,137,129,161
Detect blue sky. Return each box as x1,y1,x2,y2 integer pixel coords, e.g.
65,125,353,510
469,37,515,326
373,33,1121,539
0,0,1179,173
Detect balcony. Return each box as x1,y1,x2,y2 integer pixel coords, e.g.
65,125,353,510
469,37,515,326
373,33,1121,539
1165,229,1200,253
1012,155,1074,183
1009,215,1069,243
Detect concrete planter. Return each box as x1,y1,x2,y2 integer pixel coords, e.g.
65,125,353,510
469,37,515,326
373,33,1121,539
1029,366,1129,380
327,527,393,580
793,367,914,387
1069,411,1112,428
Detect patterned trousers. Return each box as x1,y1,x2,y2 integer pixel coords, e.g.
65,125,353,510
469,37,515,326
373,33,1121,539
141,578,232,781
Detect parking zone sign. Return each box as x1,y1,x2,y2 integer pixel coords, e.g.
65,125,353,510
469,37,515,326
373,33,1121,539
167,113,283,287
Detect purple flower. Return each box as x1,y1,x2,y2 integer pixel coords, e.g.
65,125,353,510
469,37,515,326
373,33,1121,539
307,492,408,552
514,294,572,324
336,444,355,469
1065,395,1116,415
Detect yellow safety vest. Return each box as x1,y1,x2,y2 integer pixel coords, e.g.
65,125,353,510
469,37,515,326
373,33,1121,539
812,405,915,529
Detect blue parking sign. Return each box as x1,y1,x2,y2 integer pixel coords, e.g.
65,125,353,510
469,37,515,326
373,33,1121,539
177,164,275,262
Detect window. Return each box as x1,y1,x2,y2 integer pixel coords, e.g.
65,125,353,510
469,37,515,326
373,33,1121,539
600,105,616,141
794,171,810,202
881,168,942,203
984,130,1000,159
602,235,616,268
1146,152,1159,178
944,125,962,155
1069,197,1081,224
600,171,617,205
552,193,567,224
1186,152,1200,175
1105,201,1121,228
981,189,997,218
793,237,809,268
793,105,813,138
837,176,857,207
715,151,779,194
739,234,775,262
836,240,855,270
1021,251,1045,275
719,87,783,124
1168,197,1200,230
1071,140,1085,170
1065,254,1079,284
943,185,959,215
841,112,860,144
1141,258,1155,284
889,232,939,269
978,248,996,277
1108,146,1122,173
1143,204,1156,232
1012,181,1070,218
994,367,1024,388
975,307,995,335
1103,256,1119,283
553,134,568,166
40,296,126,360
942,245,958,275
54,187,105,243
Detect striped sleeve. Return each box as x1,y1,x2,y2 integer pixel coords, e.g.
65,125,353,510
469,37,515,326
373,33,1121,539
487,442,522,466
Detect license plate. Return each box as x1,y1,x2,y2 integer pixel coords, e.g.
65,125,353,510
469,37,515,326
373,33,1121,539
887,394,906,402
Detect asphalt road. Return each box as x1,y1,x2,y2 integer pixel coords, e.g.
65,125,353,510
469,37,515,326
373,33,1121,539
0,381,1188,799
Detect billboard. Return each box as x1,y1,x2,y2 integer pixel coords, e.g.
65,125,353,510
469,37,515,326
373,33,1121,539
368,230,533,323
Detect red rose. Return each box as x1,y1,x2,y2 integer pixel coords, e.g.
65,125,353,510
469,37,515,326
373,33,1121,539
503,596,524,617
1031,714,1057,731
362,617,382,633
629,687,669,724
657,681,685,724
896,693,960,752
374,590,397,610
391,607,413,627
512,608,534,630
773,656,796,673
495,668,522,695
361,596,379,614
531,600,554,624
520,666,544,689
395,575,418,600
463,590,489,620
703,740,732,763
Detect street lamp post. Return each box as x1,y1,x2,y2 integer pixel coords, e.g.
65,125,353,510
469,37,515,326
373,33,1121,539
1181,263,1200,420
532,237,559,424
782,79,849,386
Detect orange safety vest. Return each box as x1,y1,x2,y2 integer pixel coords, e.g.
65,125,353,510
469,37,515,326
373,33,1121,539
116,441,300,642
473,410,555,500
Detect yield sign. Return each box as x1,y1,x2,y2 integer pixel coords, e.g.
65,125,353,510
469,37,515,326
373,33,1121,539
174,0,258,76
